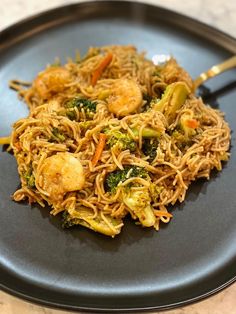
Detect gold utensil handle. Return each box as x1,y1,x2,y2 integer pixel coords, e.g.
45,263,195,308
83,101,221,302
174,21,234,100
193,55,236,90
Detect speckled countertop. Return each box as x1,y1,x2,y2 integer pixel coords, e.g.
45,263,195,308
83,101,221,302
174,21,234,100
0,0,235,313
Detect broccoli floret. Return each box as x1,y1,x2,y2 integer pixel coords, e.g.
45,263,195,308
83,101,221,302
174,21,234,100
104,129,137,152
141,94,153,112
23,167,35,188
61,211,78,228
105,166,156,227
132,127,161,138
171,111,199,149
122,189,155,227
65,97,97,120
142,138,159,162
51,127,65,142
66,110,76,120
171,129,193,150
66,97,97,111
61,208,123,237
105,166,148,193
104,125,161,149
153,82,191,125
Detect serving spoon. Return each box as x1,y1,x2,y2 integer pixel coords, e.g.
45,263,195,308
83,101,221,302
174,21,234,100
153,54,236,91
193,55,236,91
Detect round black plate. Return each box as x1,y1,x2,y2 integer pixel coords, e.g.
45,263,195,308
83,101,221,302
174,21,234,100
0,1,236,312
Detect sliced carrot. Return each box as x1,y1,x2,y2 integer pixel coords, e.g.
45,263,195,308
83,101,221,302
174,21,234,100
186,119,199,129
14,142,21,151
154,211,173,218
91,53,113,86
91,133,107,167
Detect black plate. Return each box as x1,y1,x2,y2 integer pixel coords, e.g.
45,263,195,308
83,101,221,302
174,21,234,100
0,1,236,312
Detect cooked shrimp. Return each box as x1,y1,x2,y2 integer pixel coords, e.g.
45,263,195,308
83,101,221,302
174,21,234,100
33,66,71,99
39,152,85,200
107,79,142,116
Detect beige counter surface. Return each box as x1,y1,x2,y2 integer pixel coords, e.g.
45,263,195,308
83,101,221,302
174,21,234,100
0,0,235,313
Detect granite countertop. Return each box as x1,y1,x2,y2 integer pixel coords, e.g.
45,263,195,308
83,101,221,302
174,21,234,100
0,0,235,313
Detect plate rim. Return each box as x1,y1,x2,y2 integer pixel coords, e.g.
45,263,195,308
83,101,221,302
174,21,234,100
0,0,235,52
0,0,236,312
1,277,236,313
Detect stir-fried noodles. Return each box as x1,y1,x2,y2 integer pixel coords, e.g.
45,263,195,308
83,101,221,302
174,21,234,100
7,45,230,237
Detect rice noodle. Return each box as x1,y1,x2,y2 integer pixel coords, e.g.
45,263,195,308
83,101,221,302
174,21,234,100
9,45,230,236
